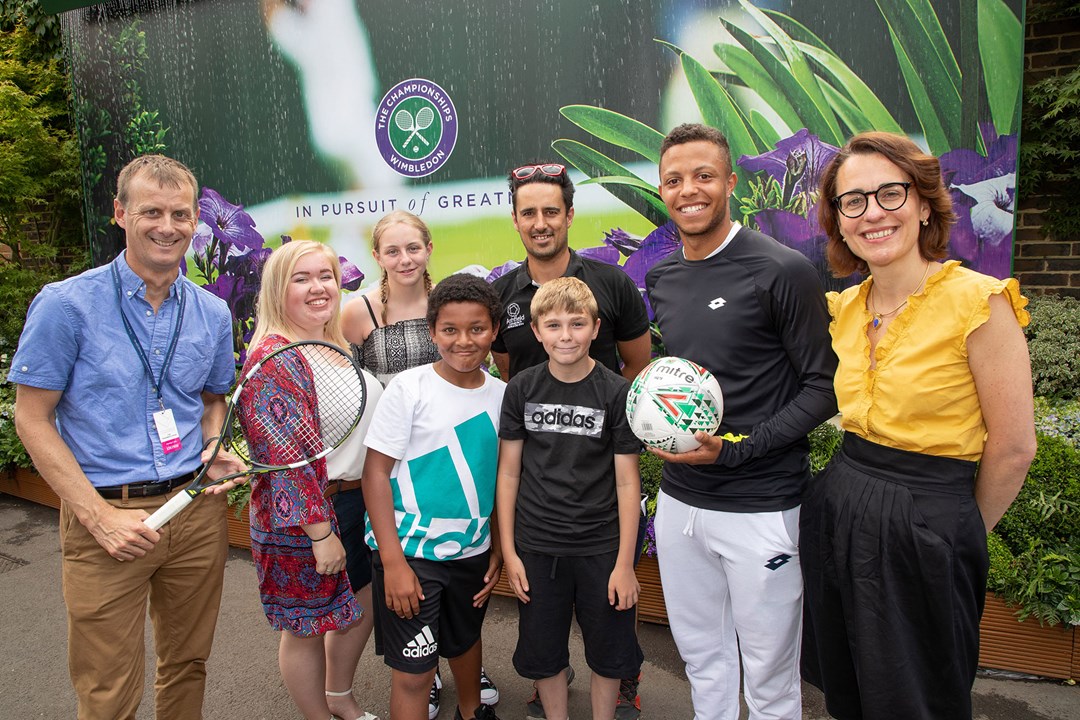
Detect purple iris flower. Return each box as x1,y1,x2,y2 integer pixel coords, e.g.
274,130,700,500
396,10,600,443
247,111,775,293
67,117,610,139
485,260,521,283
738,129,839,203
339,256,364,291
940,129,1018,279
623,222,682,319
203,273,248,315
199,188,264,253
602,227,642,257
578,244,623,264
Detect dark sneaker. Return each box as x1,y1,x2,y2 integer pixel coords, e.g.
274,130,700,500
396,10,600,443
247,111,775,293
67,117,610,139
479,666,500,705
525,665,575,720
453,704,502,720
429,668,442,720
613,672,642,720
525,688,546,720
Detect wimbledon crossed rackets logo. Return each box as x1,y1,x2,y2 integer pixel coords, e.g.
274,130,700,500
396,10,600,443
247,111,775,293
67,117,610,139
376,78,458,178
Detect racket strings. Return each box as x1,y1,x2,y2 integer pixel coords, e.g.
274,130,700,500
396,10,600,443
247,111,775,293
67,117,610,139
300,344,365,449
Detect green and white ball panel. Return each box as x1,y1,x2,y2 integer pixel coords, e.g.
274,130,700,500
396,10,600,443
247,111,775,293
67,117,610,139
626,356,724,454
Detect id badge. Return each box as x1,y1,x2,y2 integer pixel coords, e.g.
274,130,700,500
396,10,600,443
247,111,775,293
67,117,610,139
153,408,183,454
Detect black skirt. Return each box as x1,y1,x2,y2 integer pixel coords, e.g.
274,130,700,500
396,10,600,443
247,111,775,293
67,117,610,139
801,433,987,720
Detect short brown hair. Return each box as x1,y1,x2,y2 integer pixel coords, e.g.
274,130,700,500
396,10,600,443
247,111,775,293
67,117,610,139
116,155,198,212
817,132,956,277
659,123,732,175
530,277,599,323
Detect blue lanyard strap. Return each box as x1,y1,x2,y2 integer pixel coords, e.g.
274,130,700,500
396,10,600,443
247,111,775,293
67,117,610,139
112,262,187,408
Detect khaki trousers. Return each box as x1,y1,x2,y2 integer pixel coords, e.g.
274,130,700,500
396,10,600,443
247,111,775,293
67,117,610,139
60,488,228,720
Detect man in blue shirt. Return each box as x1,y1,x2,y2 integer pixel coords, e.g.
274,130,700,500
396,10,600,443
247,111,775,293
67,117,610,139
10,155,243,720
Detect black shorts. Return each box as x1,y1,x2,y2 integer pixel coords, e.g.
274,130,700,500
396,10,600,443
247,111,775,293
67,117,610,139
332,489,372,590
371,550,490,673
513,549,643,680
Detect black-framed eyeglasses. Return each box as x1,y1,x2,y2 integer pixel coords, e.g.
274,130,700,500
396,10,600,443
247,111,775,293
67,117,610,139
511,164,567,181
833,182,911,219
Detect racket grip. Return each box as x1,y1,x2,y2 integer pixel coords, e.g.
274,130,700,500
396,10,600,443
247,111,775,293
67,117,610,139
143,490,196,531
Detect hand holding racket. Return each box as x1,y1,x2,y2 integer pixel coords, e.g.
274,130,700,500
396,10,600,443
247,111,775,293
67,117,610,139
144,341,367,531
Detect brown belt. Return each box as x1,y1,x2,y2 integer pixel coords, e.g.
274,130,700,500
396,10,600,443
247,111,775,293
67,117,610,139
96,471,195,500
324,479,363,498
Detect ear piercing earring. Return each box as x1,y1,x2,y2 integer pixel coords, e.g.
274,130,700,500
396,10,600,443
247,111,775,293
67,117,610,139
921,219,929,226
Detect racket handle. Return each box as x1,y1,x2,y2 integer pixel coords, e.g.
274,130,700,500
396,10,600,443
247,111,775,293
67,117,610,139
143,490,196,531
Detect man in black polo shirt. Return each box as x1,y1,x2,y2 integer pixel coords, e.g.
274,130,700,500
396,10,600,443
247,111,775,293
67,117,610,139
491,164,651,383
491,163,650,720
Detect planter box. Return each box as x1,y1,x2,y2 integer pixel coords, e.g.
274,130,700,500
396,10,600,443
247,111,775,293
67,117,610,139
226,511,251,549
979,592,1078,680
1,466,59,509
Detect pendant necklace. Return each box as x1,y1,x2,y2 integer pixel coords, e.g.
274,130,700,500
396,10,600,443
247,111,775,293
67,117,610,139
870,261,931,329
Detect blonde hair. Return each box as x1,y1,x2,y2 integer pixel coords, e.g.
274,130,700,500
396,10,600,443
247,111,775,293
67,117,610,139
530,277,599,323
250,240,348,349
371,210,433,324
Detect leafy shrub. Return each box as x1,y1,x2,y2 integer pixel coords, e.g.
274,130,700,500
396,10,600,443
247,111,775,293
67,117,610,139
0,359,29,470
1034,396,1080,449
1024,294,1080,401
989,432,1080,626
809,421,843,474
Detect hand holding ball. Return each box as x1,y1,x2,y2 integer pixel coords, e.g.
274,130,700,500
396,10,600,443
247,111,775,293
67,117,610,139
625,357,724,453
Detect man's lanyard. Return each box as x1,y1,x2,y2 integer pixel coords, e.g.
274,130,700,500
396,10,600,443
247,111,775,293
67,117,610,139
112,262,186,410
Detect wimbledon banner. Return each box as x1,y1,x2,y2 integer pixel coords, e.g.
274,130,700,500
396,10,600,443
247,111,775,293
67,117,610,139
60,0,1026,356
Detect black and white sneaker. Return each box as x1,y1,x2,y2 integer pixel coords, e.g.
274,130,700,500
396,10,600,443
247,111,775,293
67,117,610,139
479,666,500,706
429,668,442,720
453,703,502,720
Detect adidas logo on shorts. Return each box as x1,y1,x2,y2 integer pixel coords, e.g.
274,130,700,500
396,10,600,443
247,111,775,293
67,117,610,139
403,625,438,658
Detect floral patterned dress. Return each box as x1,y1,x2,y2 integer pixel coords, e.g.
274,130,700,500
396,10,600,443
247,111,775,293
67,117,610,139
238,334,360,637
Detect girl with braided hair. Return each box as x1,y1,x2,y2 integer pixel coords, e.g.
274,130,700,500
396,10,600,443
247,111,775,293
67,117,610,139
343,211,439,387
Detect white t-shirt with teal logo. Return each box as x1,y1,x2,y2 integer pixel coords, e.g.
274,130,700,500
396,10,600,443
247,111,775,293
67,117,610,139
364,364,505,561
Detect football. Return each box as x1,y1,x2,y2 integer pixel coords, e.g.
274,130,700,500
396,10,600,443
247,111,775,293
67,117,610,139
625,356,724,454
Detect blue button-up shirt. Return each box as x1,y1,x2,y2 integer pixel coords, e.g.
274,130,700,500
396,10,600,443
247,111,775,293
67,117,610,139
8,253,235,487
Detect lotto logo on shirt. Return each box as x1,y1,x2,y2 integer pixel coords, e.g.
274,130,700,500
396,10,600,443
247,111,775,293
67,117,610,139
525,403,605,437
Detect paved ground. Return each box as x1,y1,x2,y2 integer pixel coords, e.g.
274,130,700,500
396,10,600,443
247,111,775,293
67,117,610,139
0,494,1075,719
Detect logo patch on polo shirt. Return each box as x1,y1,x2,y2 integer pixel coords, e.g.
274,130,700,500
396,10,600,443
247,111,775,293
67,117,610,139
505,302,526,329
764,553,792,571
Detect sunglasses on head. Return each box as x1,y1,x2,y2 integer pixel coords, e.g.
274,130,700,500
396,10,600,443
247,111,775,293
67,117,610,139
511,164,567,181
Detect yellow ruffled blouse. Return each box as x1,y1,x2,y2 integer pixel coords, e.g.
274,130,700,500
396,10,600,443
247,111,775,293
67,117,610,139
827,260,1029,461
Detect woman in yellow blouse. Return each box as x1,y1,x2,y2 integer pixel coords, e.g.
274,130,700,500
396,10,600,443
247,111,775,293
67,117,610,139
801,132,1036,720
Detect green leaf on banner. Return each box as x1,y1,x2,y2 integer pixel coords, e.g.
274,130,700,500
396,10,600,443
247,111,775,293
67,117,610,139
737,0,843,145
888,24,951,154
579,175,662,195
713,43,802,137
762,10,831,52
552,139,669,226
721,16,840,146
795,41,904,135
748,110,781,149
559,106,665,164
677,51,760,169
819,80,873,136
978,0,1022,135
876,0,961,148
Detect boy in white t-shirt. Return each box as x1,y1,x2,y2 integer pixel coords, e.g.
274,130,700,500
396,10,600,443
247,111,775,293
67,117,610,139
362,274,506,720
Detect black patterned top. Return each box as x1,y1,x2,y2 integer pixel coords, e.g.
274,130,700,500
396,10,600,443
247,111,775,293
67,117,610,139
350,295,440,387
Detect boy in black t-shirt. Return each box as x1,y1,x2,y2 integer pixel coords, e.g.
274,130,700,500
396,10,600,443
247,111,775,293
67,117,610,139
496,277,644,720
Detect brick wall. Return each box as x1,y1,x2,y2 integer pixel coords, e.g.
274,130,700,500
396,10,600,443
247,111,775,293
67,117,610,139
1016,2,1080,298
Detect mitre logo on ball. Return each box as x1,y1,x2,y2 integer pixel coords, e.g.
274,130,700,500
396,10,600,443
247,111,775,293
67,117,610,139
626,356,724,454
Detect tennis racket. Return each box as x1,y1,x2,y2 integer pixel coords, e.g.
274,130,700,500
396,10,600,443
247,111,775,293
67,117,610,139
143,340,367,531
